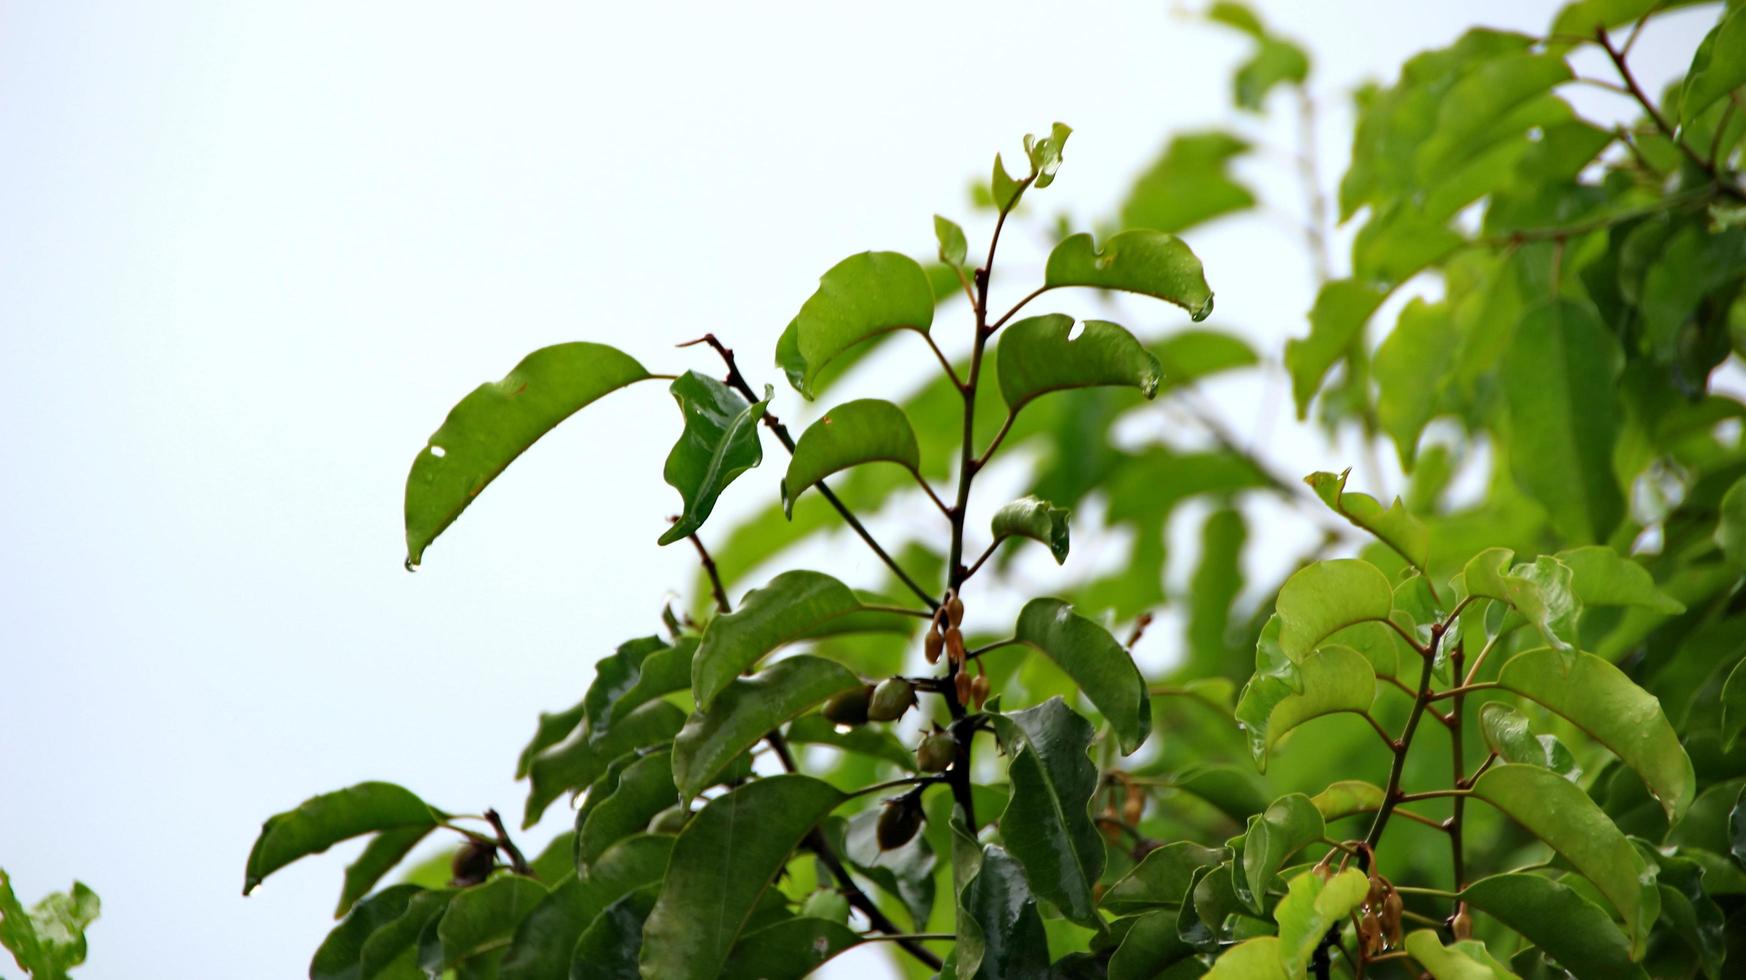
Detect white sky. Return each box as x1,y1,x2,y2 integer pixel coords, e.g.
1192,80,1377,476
0,2,1709,976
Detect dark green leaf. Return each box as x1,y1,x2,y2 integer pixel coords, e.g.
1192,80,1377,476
781,399,921,518
1108,909,1197,980
1043,231,1215,321
571,888,657,980
1717,475,1746,567
1286,280,1386,418
311,884,444,980
840,807,936,929
1239,795,1324,911
991,699,1106,927
1460,873,1645,979
1723,659,1746,751
245,783,442,894
576,834,673,915
996,315,1163,413
524,700,686,827
1275,868,1368,978
953,838,1052,980
1013,598,1152,754
777,251,936,399
1681,6,1746,124
578,750,678,865
517,636,670,779
721,917,863,980
432,875,547,971
1119,132,1256,234
672,655,862,801
404,342,651,566
603,636,697,732
639,775,844,980
784,713,916,772
659,372,769,545
1477,702,1580,781
0,871,100,980
498,876,587,980
336,826,434,919
991,496,1071,564
1102,842,1228,914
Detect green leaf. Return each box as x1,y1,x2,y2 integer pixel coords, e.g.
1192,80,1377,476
991,496,1071,564
1477,702,1580,781
498,876,588,980
1102,842,1229,914
1250,644,1376,764
516,636,671,779
576,834,673,915
604,636,698,732
639,775,844,980
524,700,686,827
573,887,657,979
721,918,863,980
1235,36,1310,111
1239,794,1325,911
1556,546,1684,614
990,699,1105,928
244,783,442,895
1013,598,1153,754
953,841,1052,980
1025,121,1073,188
1107,909,1197,980
1550,0,1663,37
1494,647,1693,823
312,884,448,980
1404,930,1521,979
336,826,434,918
839,807,937,929
1275,868,1368,979
777,251,937,399
691,570,907,710
1501,300,1624,544
1286,280,1386,418
1717,475,1746,567
404,342,651,566
991,153,1026,212
1186,507,1246,675
1413,52,1571,180
1043,231,1216,321
0,871,100,980
1120,132,1256,234
1468,764,1660,947
996,315,1163,414
1682,6,1746,124
671,655,862,801
781,399,921,518
1459,873,1646,979
1204,936,1288,979
659,372,769,545
1723,659,1746,751
1376,298,1459,465
577,750,679,865
935,215,969,268
1461,550,1579,652
784,714,916,772
430,874,547,971
1309,781,1386,822
1306,469,1429,573
1275,559,1395,662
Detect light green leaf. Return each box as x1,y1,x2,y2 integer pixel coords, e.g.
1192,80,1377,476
1494,647,1693,823
1239,794,1325,911
1682,6,1746,124
1717,475,1746,567
1469,764,1660,947
1170,765,1271,823
935,215,968,268
1461,550,1578,652
432,874,547,970
691,570,909,710
1477,702,1580,781
1025,121,1073,188
721,918,863,979
1276,868,1368,979
336,826,434,919
1251,644,1376,763
990,698,1105,927
1108,909,1197,980
1275,559,1395,662
1286,280,1386,418
1120,132,1255,234
1404,929,1520,979
672,655,862,802
1375,299,1459,465
1550,0,1664,37
990,496,1070,564
1502,300,1624,544
524,700,686,827
244,783,442,895
1013,598,1153,754
1556,546,1684,614
578,750,679,865
0,871,100,980
781,399,921,518
639,775,845,980
1235,36,1310,111
1460,873,1646,979
1309,781,1386,822
996,315,1163,413
1043,231,1215,321
991,153,1026,212
659,372,769,545
777,252,936,399
1413,51,1571,180
404,342,651,566
1204,936,1288,979
1153,330,1259,388
1102,842,1229,914
1306,469,1429,573
1186,507,1246,676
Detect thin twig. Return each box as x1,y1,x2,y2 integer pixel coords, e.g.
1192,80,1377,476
920,331,966,390
483,809,533,878
686,532,731,614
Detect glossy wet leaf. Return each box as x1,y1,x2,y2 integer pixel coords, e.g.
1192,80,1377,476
1469,764,1659,946
1204,936,1288,979
1681,6,1746,125
1251,644,1375,763
639,775,844,980
1102,842,1229,913
720,918,862,980
996,315,1163,412
1024,121,1073,188
404,342,651,566
671,655,861,801
1502,300,1624,544
1309,781,1386,822
691,570,905,709
577,750,678,865
245,782,442,894
953,841,1051,980
1306,469,1429,572
1043,230,1215,321
1275,868,1368,978
524,700,686,827
990,698,1105,927
1462,550,1579,652
781,399,921,517
1274,559,1394,661
660,371,769,545
336,826,433,918
0,871,99,980
1477,703,1580,781
1239,794,1324,911
1404,930,1520,979
1013,598,1152,754
1286,279,1386,417
777,251,936,399
1120,132,1255,234
990,496,1070,564
839,807,936,929
1107,909,1197,980
1459,873,1645,979
1494,647,1693,822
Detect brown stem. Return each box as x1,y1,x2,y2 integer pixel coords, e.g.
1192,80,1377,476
686,532,731,614
1363,630,1442,851
483,809,533,878
1597,25,1744,201
1448,638,1468,913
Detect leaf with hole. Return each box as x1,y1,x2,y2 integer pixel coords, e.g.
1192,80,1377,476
1043,230,1215,321
996,315,1163,413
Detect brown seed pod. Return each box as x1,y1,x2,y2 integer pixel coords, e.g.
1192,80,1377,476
1358,913,1384,956
821,684,875,726
1381,889,1404,945
450,838,497,888
945,627,966,663
924,627,944,664
1121,788,1144,826
955,669,973,705
947,595,965,628
916,732,956,772
876,792,924,850
970,673,990,709
867,677,917,722
1450,906,1472,940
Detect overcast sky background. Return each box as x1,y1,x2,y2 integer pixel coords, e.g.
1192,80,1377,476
0,2,1713,976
